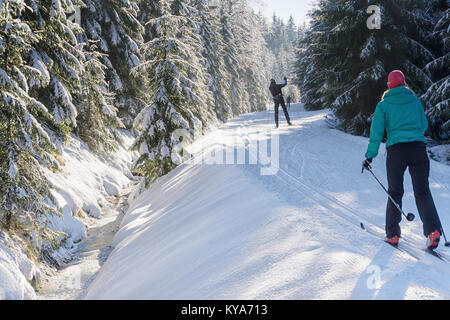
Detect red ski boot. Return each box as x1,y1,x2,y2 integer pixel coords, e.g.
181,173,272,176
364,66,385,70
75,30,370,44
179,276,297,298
426,230,440,250
386,235,399,246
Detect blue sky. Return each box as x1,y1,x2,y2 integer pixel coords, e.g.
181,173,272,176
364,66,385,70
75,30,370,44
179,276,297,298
251,0,316,26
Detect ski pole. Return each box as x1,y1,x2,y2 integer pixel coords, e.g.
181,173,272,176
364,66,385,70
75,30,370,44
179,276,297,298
363,167,416,222
436,215,450,247
440,227,450,247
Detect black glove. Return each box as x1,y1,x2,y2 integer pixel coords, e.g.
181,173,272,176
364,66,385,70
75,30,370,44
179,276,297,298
362,158,372,173
284,77,287,81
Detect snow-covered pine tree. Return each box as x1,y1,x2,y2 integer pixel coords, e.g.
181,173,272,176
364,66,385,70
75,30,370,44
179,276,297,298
229,1,268,113
75,41,123,153
192,0,231,122
170,0,214,124
218,0,243,116
293,14,328,110
421,4,450,142
296,0,436,136
269,14,288,76
0,0,63,253
294,1,343,111
80,0,145,128
23,0,86,138
256,11,277,99
286,15,298,45
23,0,123,152
131,0,211,182
138,0,160,40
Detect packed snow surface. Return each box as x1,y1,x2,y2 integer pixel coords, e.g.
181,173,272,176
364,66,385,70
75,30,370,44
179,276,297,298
429,144,450,166
86,104,450,299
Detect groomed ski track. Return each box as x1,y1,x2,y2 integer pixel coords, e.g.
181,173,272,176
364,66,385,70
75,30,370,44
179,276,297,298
85,104,450,300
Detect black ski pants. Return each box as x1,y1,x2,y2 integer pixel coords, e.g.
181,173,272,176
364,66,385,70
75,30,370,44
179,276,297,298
385,141,441,238
274,96,291,126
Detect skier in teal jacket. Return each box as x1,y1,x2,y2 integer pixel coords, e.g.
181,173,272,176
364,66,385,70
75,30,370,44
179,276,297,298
363,70,442,249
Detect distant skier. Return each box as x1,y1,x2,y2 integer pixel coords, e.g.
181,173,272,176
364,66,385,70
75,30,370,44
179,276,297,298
287,96,292,111
362,70,443,249
269,77,292,128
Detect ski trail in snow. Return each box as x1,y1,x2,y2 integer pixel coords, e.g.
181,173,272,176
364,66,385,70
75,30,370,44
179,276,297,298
190,104,450,265
36,181,137,300
223,105,450,277
242,106,371,221
237,105,450,270
84,104,450,300
251,106,448,241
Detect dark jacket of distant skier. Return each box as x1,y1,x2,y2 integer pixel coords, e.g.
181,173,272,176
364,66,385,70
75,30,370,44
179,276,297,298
269,78,292,127
363,70,442,250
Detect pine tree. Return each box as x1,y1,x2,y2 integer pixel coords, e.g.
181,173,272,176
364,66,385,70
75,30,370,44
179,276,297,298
170,0,214,124
0,0,63,250
295,0,436,136
294,1,342,111
80,0,145,128
75,41,123,153
217,0,270,114
286,15,298,45
24,0,87,137
230,2,267,112
1,0,124,259
257,11,277,95
24,0,123,152
294,29,329,110
138,0,160,40
218,1,243,115
421,4,449,142
131,0,211,182
192,0,231,122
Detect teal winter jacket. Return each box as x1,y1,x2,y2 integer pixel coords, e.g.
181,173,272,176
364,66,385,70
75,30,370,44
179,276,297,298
365,86,428,159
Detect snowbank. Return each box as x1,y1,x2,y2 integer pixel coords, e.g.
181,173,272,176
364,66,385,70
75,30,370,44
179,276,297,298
44,129,137,264
0,129,138,299
85,162,287,299
0,232,39,300
429,144,450,166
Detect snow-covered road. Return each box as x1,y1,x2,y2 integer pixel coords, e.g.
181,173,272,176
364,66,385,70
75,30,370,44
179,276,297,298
85,104,450,299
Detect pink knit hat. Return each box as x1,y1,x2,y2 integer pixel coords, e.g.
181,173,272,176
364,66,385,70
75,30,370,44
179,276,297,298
387,70,406,89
